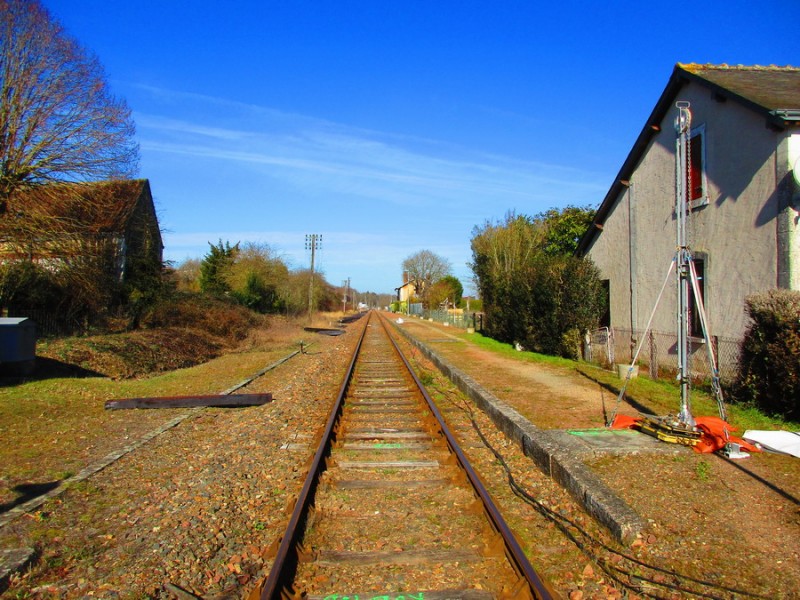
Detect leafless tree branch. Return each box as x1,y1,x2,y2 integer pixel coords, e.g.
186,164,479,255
0,0,139,202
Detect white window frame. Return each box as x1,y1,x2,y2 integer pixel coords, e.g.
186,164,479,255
689,124,708,210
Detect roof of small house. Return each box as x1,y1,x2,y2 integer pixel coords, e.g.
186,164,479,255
576,63,800,255
680,63,800,114
1,179,154,236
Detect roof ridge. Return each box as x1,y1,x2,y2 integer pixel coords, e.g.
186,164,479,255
678,62,800,72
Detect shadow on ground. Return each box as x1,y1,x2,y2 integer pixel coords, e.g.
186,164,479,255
0,481,62,514
0,357,106,386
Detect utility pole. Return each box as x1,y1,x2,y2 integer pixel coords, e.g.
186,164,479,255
341,277,351,313
305,234,321,321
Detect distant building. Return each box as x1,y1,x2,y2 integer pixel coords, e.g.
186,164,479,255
394,270,421,304
577,63,800,373
395,280,417,303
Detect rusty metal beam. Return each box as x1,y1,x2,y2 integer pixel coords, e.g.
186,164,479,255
104,393,272,410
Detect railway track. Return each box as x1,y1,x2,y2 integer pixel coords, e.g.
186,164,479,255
249,311,558,600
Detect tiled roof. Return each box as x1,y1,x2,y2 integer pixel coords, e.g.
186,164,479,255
679,63,800,113
2,179,149,234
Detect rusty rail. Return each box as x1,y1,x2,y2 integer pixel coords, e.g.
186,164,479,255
248,311,559,599
251,310,367,600
382,312,558,600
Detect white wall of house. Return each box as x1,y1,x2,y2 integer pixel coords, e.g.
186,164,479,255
587,81,792,343
396,282,416,303
787,131,800,290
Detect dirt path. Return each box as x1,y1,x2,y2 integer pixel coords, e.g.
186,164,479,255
398,317,637,429
394,314,800,599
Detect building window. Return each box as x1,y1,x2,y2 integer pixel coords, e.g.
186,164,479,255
599,279,610,328
687,125,707,209
689,257,705,338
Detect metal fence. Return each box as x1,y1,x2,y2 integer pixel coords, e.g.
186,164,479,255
586,326,742,385
412,308,484,331
408,302,424,316
4,307,85,338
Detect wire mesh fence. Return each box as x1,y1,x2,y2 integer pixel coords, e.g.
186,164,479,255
400,307,484,331
586,327,742,385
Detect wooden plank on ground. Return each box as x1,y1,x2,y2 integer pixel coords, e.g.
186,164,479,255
312,548,482,566
334,478,449,489
104,393,272,410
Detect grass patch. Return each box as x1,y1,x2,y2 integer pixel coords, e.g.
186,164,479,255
575,361,799,432
0,314,309,507
465,332,577,369
695,459,711,482
462,332,798,432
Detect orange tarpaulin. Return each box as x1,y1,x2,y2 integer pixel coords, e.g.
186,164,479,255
610,415,760,454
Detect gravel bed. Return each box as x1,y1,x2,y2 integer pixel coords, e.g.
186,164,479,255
7,311,783,599
1,323,363,598
386,327,626,599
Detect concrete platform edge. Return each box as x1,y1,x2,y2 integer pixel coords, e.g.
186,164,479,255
395,323,646,544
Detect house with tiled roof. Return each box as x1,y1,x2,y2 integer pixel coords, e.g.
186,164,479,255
0,178,163,283
577,63,800,374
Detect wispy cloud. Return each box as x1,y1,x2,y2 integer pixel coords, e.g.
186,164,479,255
131,84,605,291
132,85,604,210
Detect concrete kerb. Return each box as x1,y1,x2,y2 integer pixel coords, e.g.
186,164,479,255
393,322,647,545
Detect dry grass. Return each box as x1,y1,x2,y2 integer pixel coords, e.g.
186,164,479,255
0,311,313,512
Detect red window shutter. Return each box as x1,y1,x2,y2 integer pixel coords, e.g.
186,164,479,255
689,134,703,201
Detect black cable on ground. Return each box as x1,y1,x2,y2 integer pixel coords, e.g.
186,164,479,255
428,369,767,600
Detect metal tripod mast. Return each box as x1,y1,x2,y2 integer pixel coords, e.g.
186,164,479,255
607,101,728,431
675,101,694,426
675,102,727,426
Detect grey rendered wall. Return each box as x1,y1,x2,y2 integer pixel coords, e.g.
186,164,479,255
590,81,785,342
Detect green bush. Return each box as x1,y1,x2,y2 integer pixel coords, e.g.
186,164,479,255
733,289,800,420
559,327,584,360
470,208,604,359
479,255,605,357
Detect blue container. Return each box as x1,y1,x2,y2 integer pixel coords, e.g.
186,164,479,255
0,317,37,374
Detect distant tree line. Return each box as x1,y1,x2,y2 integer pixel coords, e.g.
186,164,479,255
174,240,388,317
470,206,604,359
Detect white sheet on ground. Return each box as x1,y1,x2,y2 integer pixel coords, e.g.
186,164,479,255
742,430,800,458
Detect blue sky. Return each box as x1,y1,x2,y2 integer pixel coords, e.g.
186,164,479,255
45,1,796,295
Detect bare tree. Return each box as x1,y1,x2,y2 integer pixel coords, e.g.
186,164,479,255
401,249,452,307
0,0,139,202
0,1,140,320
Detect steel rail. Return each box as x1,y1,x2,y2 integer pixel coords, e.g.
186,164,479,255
250,311,559,599
251,311,369,600
376,312,559,600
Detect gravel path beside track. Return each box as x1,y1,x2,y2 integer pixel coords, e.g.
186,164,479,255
0,324,362,598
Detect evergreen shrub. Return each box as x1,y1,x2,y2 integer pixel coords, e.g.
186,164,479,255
734,289,800,421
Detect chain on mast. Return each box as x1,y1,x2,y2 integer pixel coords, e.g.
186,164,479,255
608,101,730,448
